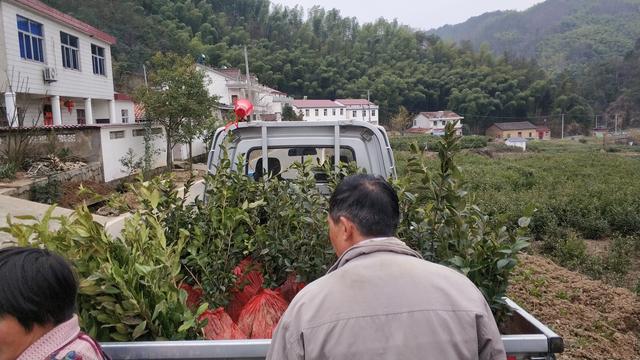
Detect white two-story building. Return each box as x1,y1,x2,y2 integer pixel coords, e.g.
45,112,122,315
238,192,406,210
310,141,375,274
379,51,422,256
410,111,464,136
197,64,292,121
292,98,379,124
0,0,126,127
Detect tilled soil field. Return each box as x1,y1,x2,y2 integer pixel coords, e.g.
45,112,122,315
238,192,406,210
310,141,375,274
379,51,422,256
508,254,640,359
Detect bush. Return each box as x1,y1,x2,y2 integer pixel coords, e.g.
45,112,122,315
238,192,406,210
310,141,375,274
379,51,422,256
0,162,17,181
30,177,61,204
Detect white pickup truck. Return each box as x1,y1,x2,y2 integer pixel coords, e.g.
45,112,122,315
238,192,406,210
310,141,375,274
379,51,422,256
102,120,563,360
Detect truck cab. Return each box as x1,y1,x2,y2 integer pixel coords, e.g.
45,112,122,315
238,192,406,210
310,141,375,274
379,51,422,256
207,120,396,181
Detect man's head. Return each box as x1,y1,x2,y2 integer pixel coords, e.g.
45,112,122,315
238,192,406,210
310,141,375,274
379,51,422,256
0,247,78,360
328,174,400,256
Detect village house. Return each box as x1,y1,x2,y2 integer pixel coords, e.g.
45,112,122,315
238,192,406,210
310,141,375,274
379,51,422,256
486,121,539,139
0,0,134,127
409,111,463,136
335,99,379,125
291,98,379,124
197,64,292,122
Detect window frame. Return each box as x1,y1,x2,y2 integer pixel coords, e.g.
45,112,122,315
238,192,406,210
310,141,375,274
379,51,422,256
60,31,80,70
16,15,45,63
91,44,106,76
121,109,129,123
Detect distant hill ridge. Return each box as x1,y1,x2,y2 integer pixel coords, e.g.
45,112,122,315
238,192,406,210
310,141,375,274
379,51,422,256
431,0,640,71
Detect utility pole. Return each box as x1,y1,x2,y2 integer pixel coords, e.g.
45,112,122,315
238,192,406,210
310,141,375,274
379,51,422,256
143,64,148,87
561,113,565,139
614,114,618,134
367,89,371,123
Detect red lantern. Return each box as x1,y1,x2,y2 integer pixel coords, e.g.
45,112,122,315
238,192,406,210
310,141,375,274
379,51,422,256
63,99,75,113
225,99,254,130
234,99,254,121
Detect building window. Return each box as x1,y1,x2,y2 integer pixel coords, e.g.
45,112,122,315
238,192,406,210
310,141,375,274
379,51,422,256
121,109,129,123
91,44,105,75
433,121,437,127
60,32,80,70
362,110,366,117
324,109,328,116
76,109,86,125
17,16,44,62
109,130,125,139
441,120,446,126
529,132,532,137
133,129,145,137
151,128,163,135
305,109,310,117
353,111,357,117
315,109,319,116
332,109,336,116
340,109,344,115
517,131,522,137
372,110,376,116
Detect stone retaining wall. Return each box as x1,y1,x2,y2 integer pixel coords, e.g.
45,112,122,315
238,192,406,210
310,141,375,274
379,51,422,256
1,162,103,199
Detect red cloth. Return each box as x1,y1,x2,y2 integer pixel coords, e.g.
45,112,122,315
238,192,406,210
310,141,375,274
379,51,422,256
278,273,306,303
199,308,246,340
179,283,203,311
238,289,288,339
227,258,264,322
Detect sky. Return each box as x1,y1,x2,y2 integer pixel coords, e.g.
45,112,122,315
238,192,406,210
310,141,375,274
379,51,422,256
271,0,544,30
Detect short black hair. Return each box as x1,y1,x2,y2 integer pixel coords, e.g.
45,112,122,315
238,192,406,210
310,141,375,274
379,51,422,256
329,174,400,237
0,247,78,331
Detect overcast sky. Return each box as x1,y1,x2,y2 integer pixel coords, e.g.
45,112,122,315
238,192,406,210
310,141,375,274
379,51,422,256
271,0,544,30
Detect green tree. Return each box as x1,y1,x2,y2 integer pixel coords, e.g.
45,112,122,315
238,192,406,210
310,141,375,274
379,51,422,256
390,106,412,134
135,53,215,170
282,104,302,121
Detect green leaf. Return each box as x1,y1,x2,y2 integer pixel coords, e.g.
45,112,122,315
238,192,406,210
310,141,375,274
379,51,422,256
132,321,147,340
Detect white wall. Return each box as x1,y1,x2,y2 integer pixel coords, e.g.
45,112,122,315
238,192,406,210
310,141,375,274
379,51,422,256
100,124,167,182
294,106,345,121
0,1,114,100
344,106,379,124
198,65,232,105
114,100,134,124
172,137,207,161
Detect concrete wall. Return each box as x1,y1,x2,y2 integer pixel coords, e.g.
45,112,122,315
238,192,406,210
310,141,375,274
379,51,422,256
0,125,102,162
99,124,167,182
0,1,114,100
487,126,537,139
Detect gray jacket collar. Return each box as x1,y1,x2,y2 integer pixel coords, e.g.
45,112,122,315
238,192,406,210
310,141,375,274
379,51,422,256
327,237,423,273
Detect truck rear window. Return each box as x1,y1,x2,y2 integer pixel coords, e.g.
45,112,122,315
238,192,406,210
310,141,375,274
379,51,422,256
246,146,356,182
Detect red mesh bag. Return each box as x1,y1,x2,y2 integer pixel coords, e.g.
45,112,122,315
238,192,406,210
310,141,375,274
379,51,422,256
238,289,289,339
179,283,203,311
278,273,306,303
227,258,264,322
199,308,247,340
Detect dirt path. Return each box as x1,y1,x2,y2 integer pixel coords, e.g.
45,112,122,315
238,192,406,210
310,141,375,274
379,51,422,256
508,254,640,359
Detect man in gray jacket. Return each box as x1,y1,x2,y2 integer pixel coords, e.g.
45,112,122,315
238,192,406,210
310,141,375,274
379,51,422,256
267,174,506,360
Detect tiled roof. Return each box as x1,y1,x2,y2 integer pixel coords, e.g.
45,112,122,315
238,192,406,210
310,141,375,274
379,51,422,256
15,0,116,44
335,99,375,106
134,103,145,121
292,99,343,108
418,111,463,119
407,127,431,134
114,93,132,101
491,121,537,131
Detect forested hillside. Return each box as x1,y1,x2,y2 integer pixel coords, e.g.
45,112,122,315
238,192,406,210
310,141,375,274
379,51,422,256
41,0,638,131
432,0,640,72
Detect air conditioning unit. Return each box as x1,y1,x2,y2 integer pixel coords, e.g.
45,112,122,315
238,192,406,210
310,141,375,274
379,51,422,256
43,67,57,82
